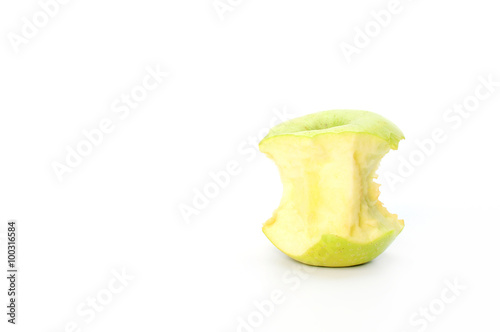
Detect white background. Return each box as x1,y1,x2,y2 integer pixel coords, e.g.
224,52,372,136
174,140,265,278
1,0,499,331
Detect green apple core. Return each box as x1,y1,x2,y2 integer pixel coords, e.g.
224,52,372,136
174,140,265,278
259,110,404,267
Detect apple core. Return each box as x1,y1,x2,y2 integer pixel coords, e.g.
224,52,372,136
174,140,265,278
259,110,405,267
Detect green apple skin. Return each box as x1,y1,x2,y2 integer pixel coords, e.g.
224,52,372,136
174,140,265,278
262,109,404,149
259,110,405,267
265,231,397,267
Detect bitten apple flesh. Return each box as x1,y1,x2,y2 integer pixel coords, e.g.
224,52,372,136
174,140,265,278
259,110,404,267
